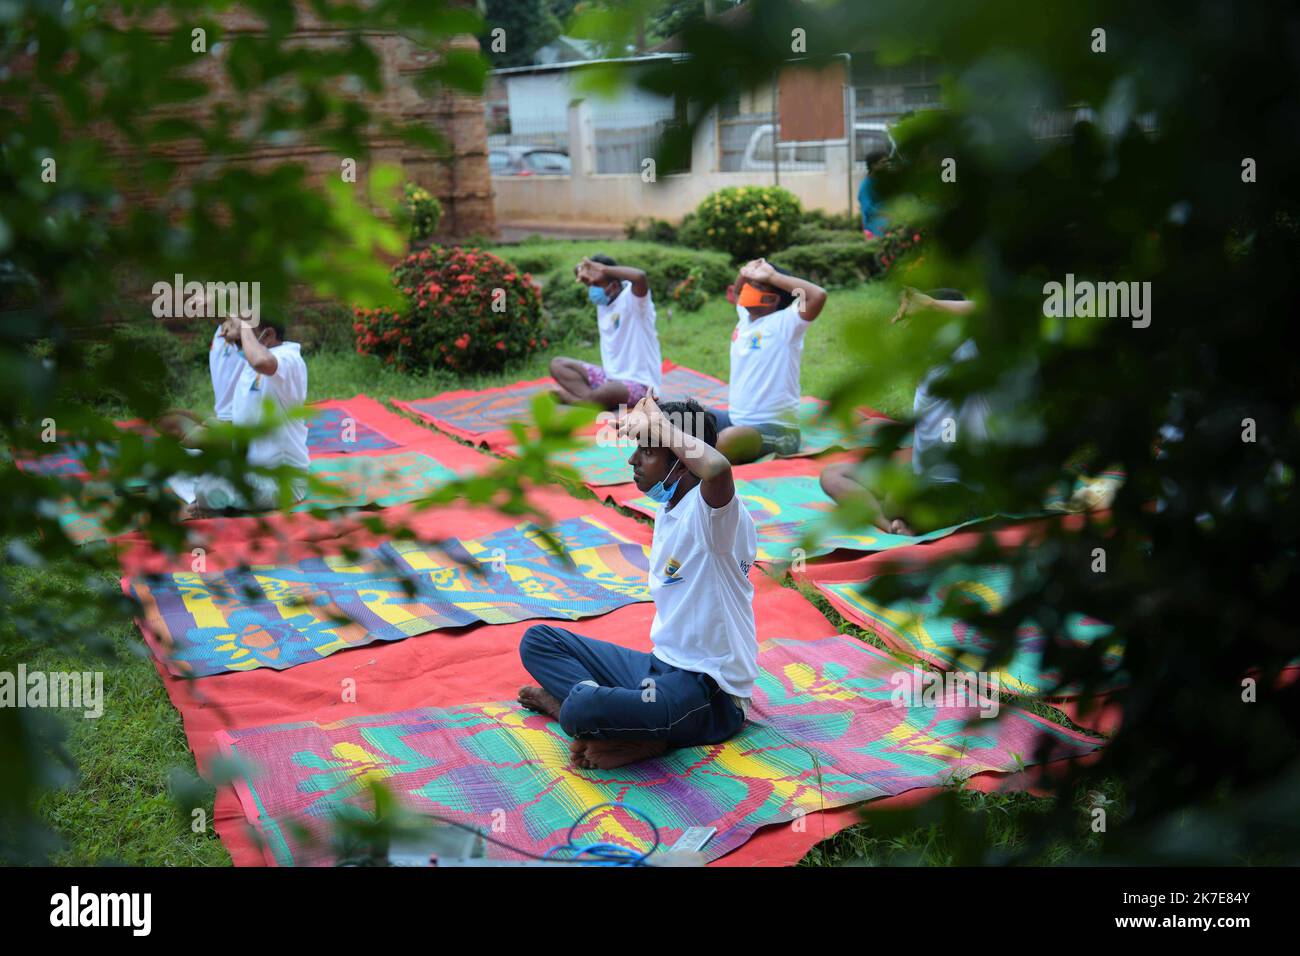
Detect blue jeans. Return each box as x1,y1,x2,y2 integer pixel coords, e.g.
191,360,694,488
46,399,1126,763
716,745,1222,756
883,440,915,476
519,624,746,746
710,408,802,457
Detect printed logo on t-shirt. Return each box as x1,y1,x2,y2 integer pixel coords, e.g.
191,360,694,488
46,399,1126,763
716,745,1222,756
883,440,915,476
739,559,753,575
745,330,763,351
660,556,685,585
249,375,262,392
612,314,621,331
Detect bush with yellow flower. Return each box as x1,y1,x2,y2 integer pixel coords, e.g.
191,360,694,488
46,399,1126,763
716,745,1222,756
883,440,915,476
686,186,802,261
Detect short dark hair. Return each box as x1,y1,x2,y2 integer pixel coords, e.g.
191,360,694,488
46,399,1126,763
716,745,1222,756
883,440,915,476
865,150,889,170
928,288,966,301
656,398,718,449
591,254,617,267
260,318,287,342
757,262,798,310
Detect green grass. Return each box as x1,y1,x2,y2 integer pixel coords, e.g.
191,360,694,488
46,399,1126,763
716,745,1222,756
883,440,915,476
5,564,229,865
8,241,1105,866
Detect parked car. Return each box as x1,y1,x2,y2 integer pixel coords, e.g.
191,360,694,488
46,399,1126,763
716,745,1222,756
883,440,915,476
740,122,897,172
488,146,572,176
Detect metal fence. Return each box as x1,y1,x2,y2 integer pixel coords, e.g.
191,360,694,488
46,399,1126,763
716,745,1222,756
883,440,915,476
1030,106,1159,141
487,117,570,177
591,111,684,175
718,111,772,172
487,127,569,152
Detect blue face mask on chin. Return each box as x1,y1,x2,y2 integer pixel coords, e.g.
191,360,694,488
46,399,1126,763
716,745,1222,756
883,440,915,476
588,284,612,307
645,458,682,504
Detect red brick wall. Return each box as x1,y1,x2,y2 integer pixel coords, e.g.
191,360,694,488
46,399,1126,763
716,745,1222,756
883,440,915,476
112,6,494,240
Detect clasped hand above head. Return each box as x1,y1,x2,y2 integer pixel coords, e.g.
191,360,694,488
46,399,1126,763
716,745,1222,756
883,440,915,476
575,257,605,284
616,395,665,446
220,316,243,342
739,257,777,285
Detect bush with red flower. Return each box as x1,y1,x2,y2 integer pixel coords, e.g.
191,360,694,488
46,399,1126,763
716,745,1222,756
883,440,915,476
353,246,545,374
869,224,925,273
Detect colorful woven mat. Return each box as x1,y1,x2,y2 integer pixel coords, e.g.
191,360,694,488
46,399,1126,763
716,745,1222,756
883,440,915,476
218,633,1100,865
131,515,651,676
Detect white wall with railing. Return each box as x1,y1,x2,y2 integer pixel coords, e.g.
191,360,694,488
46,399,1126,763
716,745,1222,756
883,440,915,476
492,99,865,225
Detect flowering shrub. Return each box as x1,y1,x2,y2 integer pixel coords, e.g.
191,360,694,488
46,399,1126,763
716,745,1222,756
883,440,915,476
869,224,924,273
404,182,442,243
686,186,803,261
669,265,709,311
353,246,545,373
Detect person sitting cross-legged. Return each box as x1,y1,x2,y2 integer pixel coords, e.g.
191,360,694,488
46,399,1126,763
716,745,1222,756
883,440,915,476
517,395,758,770
548,255,662,411
711,258,828,465
166,317,310,518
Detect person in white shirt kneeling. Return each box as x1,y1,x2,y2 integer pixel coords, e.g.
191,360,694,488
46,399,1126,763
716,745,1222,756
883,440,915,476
517,395,758,770
167,317,310,518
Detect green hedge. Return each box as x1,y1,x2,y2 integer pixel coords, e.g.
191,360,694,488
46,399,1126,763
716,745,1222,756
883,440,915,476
802,208,862,232
770,240,880,288
787,224,860,246
490,241,735,321
624,216,679,244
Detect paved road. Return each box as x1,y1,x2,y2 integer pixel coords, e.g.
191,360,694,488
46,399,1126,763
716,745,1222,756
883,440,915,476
496,219,626,243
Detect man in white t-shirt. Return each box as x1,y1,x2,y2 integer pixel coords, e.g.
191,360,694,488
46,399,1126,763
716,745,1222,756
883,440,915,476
549,255,662,409
711,258,828,464
820,288,990,534
156,316,245,445
518,395,757,770
210,318,244,422
168,318,310,516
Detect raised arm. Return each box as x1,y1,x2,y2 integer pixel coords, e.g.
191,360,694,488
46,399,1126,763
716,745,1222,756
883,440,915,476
891,287,977,324
579,257,649,297
619,396,734,508
743,258,828,321
239,322,278,375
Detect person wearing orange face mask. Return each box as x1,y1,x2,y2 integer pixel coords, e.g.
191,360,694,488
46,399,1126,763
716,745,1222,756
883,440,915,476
711,258,828,464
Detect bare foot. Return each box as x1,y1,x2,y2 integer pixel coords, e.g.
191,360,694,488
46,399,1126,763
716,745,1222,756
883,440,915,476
579,738,669,770
889,518,914,536
517,685,563,719
569,737,591,768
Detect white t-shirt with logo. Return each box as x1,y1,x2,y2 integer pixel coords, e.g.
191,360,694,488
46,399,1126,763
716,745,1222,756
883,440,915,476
913,338,991,483
233,342,310,495
727,303,809,427
597,281,662,393
648,482,759,701
209,327,243,422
